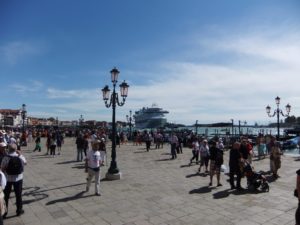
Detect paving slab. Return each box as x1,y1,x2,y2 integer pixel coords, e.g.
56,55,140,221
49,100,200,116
3,137,299,225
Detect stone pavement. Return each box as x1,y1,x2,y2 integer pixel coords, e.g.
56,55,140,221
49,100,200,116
4,138,299,225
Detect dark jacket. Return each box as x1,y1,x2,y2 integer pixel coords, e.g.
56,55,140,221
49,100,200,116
76,136,85,149
229,148,241,170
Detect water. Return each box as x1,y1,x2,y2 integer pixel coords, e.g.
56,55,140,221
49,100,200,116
189,126,285,137
283,148,300,156
253,145,300,156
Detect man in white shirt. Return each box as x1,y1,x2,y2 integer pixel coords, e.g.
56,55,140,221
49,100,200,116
85,141,102,196
1,143,26,217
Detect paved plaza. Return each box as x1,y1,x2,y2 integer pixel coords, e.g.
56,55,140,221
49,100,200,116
4,138,299,225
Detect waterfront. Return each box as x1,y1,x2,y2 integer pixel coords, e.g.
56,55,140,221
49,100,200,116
4,137,298,225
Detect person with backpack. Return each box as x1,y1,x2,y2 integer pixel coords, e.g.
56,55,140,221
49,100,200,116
1,143,26,217
209,141,223,187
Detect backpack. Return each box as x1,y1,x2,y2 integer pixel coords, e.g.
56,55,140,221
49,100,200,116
6,156,23,175
215,150,224,166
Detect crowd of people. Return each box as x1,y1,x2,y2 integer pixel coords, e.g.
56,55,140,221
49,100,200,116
0,127,298,223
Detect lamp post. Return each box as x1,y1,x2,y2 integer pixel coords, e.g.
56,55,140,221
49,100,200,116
101,67,129,180
126,110,134,141
231,119,234,137
195,120,198,135
266,96,291,140
79,114,84,127
21,104,27,132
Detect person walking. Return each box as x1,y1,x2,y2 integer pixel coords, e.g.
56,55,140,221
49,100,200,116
85,141,102,196
145,132,152,152
56,132,64,155
1,144,26,217
46,133,51,155
270,142,281,178
229,142,244,190
209,141,223,187
49,134,57,157
83,134,89,157
33,135,41,152
189,137,199,165
76,134,85,162
169,133,178,160
198,139,210,173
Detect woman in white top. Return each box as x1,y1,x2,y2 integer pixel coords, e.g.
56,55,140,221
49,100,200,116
189,137,200,165
198,140,210,173
85,141,102,196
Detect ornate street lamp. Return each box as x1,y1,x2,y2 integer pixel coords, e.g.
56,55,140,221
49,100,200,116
126,110,134,141
79,114,84,127
266,96,291,140
231,119,234,137
102,67,129,180
21,104,27,132
195,120,198,135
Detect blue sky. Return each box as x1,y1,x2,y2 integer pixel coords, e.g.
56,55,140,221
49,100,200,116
1,0,300,125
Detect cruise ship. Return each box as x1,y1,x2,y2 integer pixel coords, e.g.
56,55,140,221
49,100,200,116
134,104,169,129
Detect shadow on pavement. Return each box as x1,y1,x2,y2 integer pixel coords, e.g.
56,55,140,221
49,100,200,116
186,172,208,178
213,189,231,199
30,155,53,159
155,158,171,161
180,164,190,168
161,153,170,155
213,187,266,199
56,160,78,164
133,151,147,154
23,183,86,195
22,187,49,205
189,186,214,194
72,164,85,169
46,191,93,205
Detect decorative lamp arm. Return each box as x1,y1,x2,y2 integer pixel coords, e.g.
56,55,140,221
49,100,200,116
104,94,113,108
116,93,126,106
267,110,277,118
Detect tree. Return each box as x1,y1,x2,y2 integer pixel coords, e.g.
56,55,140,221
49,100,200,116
285,115,296,124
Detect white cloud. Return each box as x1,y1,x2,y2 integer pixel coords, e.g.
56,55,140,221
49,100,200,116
10,80,43,94
0,41,43,65
46,88,99,99
22,25,300,125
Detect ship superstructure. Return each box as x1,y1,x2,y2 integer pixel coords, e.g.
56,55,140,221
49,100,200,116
134,104,169,129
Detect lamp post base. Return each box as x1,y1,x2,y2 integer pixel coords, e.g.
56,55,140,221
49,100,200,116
105,172,122,180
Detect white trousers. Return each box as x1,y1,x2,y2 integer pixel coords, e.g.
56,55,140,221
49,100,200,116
86,168,101,194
